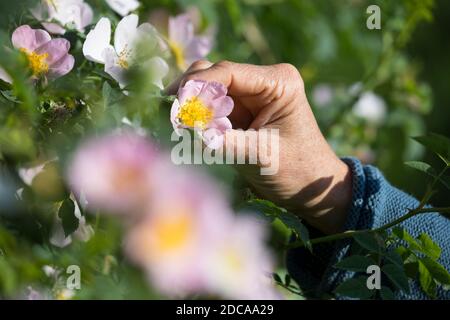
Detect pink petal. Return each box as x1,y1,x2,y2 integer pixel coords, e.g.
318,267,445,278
209,117,232,133
80,3,94,30
202,117,232,149
48,54,75,79
211,96,234,118
12,25,51,51
168,14,194,48
42,22,66,35
183,36,213,66
178,79,206,105
36,38,70,65
198,81,227,106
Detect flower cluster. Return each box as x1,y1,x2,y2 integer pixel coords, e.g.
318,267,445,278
67,132,278,299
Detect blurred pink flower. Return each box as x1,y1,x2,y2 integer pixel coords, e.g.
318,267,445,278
67,132,159,214
125,165,232,296
12,25,74,79
171,80,234,149
203,214,279,299
30,0,93,34
168,13,213,70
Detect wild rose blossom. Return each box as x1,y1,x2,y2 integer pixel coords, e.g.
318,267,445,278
31,0,93,34
82,14,168,89
171,80,234,149
67,132,160,214
167,13,213,71
12,25,74,80
202,214,279,299
105,0,140,17
125,166,233,296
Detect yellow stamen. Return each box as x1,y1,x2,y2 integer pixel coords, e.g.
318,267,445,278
118,46,131,69
168,41,186,70
20,48,49,76
153,213,193,253
224,249,244,272
178,96,213,128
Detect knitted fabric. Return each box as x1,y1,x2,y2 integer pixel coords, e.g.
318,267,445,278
286,157,450,299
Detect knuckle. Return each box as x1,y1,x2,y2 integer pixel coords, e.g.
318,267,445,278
215,60,233,69
190,59,211,70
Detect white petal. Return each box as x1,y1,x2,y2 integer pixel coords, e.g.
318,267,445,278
103,45,128,89
145,56,168,89
82,17,111,64
114,14,139,54
105,0,140,17
0,66,12,84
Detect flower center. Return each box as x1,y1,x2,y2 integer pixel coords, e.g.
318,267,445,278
168,41,186,70
118,47,131,69
20,48,49,76
178,96,213,128
224,248,244,273
152,212,193,254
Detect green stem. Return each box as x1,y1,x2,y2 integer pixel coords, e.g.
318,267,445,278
287,206,450,249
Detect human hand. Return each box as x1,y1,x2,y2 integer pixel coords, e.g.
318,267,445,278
168,60,352,234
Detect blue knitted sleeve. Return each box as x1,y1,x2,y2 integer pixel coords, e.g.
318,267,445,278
286,157,450,299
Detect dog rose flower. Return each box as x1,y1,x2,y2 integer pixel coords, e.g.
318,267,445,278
82,14,168,89
171,80,234,149
167,13,213,71
30,0,93,34
67,132,160,214
12,25,74,79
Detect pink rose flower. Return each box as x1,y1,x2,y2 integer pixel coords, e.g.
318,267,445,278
67,132,160,214
12,25,74,79
168,13,213,70
171,80,234,149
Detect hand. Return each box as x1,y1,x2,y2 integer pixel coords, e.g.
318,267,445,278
168,60,353,235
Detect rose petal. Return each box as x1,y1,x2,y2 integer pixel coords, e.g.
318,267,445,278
79,2,94,30
198,81,228,106
145,56,168,89
48,54,75,79
103,45,128,88
211,96,234,118
105,0,140,17
41,22,66,35
12,25,51,51
178,79,206,105
114,14,139,55
168,14,194,48
183,36,213,67
82,17,111,64
36,38,70,65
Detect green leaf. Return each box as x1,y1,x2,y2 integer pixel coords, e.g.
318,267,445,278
392,227,422,252
277,211,311,251
414,133,450,166
380,286,395,300
418,260,437,298
405,161,449,189
353,233,383,253
418,233,441,260
382,263,410,293
334,255,375,272
385,250,404,268
334,276,374,299
272,273,282,283
420,257,450,285
58,198,78,237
